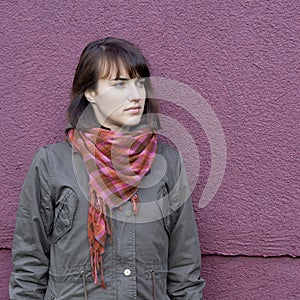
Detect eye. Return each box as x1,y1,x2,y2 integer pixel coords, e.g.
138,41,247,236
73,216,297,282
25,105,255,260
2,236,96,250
113,81,126,88
136,78,146,87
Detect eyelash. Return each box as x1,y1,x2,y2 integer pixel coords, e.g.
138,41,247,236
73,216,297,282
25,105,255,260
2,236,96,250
113,79,146,88
113,82,126,88
136,79,146,87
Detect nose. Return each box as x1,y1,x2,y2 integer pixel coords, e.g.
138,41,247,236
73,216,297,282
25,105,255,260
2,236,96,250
128,81,142,102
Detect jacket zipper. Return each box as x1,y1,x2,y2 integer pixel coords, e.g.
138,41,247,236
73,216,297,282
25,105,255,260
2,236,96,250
150,270,157,300
80,271,88,300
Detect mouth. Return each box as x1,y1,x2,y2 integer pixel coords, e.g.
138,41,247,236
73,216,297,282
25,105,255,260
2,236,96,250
125,106,142,113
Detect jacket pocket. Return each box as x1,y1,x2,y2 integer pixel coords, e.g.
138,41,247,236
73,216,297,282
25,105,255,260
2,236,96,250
156,184,171,236
53,189,78,243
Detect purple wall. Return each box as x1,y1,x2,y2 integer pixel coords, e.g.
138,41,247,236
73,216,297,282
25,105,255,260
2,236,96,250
1,1,299,299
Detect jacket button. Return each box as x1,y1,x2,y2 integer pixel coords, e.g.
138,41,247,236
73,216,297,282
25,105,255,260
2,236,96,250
123,269,131,276
125,210,132,217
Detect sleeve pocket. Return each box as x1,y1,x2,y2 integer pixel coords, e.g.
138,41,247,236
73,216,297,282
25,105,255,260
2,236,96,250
53,189,78,243
156,184,171,236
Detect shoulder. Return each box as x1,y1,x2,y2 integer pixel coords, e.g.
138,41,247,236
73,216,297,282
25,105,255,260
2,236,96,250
44,141,71,153
156,142,180,162
32,141,71,156
30,141,72,172
43,141,72,160
156,142,183,184
21,143,71,190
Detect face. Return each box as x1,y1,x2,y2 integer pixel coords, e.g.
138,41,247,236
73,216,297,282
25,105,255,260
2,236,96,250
85,67,146,131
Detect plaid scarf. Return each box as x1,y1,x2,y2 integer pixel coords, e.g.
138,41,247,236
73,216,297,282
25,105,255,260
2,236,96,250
67,127,157,287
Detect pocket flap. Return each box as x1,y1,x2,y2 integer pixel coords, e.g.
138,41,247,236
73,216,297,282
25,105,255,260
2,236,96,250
53,189,78,243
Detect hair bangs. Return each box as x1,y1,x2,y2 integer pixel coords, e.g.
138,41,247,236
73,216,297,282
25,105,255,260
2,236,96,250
97,46,150,80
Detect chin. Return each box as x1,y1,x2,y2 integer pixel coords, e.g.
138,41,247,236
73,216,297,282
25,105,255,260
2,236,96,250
125,116,142,127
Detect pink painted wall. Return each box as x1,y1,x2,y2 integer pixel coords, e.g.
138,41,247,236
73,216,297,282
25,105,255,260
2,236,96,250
1,1,299,299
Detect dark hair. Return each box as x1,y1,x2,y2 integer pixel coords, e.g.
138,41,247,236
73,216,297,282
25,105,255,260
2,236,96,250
67,37,159,129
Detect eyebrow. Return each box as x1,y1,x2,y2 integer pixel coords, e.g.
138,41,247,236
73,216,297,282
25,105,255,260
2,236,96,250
110,77,130,81
110,76,145,81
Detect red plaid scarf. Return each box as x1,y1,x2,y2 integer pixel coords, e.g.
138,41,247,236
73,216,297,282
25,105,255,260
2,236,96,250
67,127,157,287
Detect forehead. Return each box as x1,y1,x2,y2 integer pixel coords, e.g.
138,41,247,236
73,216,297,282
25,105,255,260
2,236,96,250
98,56,141,79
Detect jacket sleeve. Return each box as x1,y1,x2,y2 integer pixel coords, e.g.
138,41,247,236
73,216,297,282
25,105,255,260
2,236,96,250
9,147,53,300
167,152,206,299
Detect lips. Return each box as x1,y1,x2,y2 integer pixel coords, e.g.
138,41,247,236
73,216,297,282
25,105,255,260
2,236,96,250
125,106,141,112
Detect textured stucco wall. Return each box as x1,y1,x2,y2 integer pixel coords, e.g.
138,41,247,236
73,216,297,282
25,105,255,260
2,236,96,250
1,0,299,299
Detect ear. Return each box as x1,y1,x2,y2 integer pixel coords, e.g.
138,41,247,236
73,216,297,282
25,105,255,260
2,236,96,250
84,90,97,103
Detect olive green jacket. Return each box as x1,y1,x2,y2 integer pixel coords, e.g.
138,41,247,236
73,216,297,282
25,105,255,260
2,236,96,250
9,141,205,299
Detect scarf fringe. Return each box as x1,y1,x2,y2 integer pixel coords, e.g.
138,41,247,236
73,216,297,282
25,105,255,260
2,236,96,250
131,193,140,215
90,248,106,288
89,192,140,287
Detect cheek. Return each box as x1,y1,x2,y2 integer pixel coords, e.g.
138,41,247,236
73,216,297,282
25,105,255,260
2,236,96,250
141,88,146,98
98,93,124,111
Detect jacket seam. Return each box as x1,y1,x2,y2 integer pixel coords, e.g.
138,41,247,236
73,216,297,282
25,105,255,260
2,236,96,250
44,146,55,202
37,147,54,236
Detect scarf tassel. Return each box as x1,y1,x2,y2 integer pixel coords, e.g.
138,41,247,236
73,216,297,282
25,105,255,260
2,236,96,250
90,189,112,237
90,249,106,289
131,193,140,215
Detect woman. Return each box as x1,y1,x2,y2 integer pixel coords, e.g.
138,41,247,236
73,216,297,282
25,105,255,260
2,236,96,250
9,37,205,299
